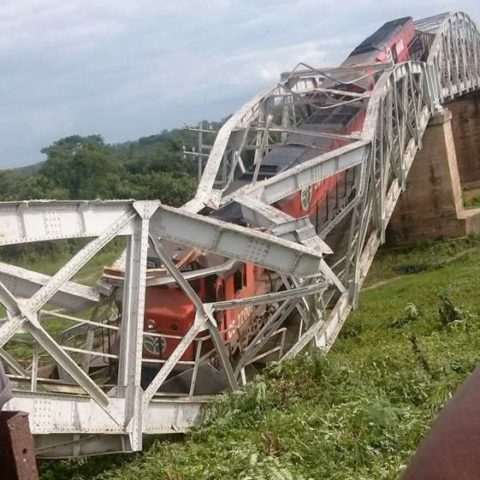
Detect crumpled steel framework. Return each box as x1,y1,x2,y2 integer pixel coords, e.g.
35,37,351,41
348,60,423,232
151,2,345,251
0,11,479,457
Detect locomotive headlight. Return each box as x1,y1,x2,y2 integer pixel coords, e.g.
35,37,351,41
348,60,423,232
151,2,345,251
146,318,156,330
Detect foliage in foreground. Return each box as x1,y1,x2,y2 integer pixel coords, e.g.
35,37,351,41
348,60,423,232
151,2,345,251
41,237,480,479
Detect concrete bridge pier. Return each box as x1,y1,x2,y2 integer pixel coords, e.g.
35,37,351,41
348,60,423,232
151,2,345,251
450,92,480,190
387,97,480,245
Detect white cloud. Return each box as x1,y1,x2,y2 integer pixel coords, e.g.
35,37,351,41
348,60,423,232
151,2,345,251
0,0,479,167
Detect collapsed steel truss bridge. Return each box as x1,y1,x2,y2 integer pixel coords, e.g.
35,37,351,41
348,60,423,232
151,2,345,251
0,11,479,457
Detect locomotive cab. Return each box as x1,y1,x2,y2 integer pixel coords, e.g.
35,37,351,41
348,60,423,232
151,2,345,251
140,257,272,391
143,285,198,361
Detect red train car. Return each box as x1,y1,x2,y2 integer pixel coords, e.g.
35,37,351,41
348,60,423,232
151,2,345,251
140,17,417,376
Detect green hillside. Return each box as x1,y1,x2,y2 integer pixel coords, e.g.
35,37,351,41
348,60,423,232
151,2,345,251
41,235,480,480
0,123,224,206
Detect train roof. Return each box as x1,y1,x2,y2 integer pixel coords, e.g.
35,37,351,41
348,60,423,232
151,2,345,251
348,16,413,57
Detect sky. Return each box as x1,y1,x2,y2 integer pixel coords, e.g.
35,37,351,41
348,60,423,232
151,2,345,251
1,0,480,168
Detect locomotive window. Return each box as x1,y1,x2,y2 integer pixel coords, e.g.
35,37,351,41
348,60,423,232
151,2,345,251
233,266,245,292
189,279,201,293
392,45,398,63
204,275,216,302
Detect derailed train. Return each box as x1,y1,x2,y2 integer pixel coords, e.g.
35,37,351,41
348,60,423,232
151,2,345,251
99,16,423,390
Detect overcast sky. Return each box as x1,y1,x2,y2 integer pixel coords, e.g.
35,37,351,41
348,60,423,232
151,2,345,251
1,0,479,168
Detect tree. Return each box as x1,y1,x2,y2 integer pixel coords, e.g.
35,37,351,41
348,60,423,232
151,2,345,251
3,124,203,205
40,135,119,199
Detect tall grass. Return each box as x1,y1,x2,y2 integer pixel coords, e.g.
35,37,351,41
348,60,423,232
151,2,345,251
41,236,480,479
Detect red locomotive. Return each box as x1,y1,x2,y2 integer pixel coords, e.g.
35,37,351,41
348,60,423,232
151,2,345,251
132,17,418,385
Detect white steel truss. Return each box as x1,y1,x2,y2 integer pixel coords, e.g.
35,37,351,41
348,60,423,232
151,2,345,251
0,11,479,457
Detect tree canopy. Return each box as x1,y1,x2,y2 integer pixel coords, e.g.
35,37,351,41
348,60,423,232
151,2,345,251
0,124,221,207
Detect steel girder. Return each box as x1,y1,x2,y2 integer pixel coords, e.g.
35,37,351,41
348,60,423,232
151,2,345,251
0,10,479,457
0,262,99,312
0,199,332,454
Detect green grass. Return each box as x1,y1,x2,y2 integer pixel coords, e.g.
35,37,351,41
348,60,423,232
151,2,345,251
363,234,480,285
463,187,480,209
7,239,126,285
1,240,125,361
41,236,480,479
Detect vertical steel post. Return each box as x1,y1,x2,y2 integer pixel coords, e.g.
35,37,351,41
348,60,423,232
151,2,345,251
116,201,159,451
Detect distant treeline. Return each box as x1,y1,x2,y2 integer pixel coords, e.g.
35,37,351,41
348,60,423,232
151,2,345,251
0,122,222,207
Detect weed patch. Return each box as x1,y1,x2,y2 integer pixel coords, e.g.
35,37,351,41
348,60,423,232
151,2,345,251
41,237,480,479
